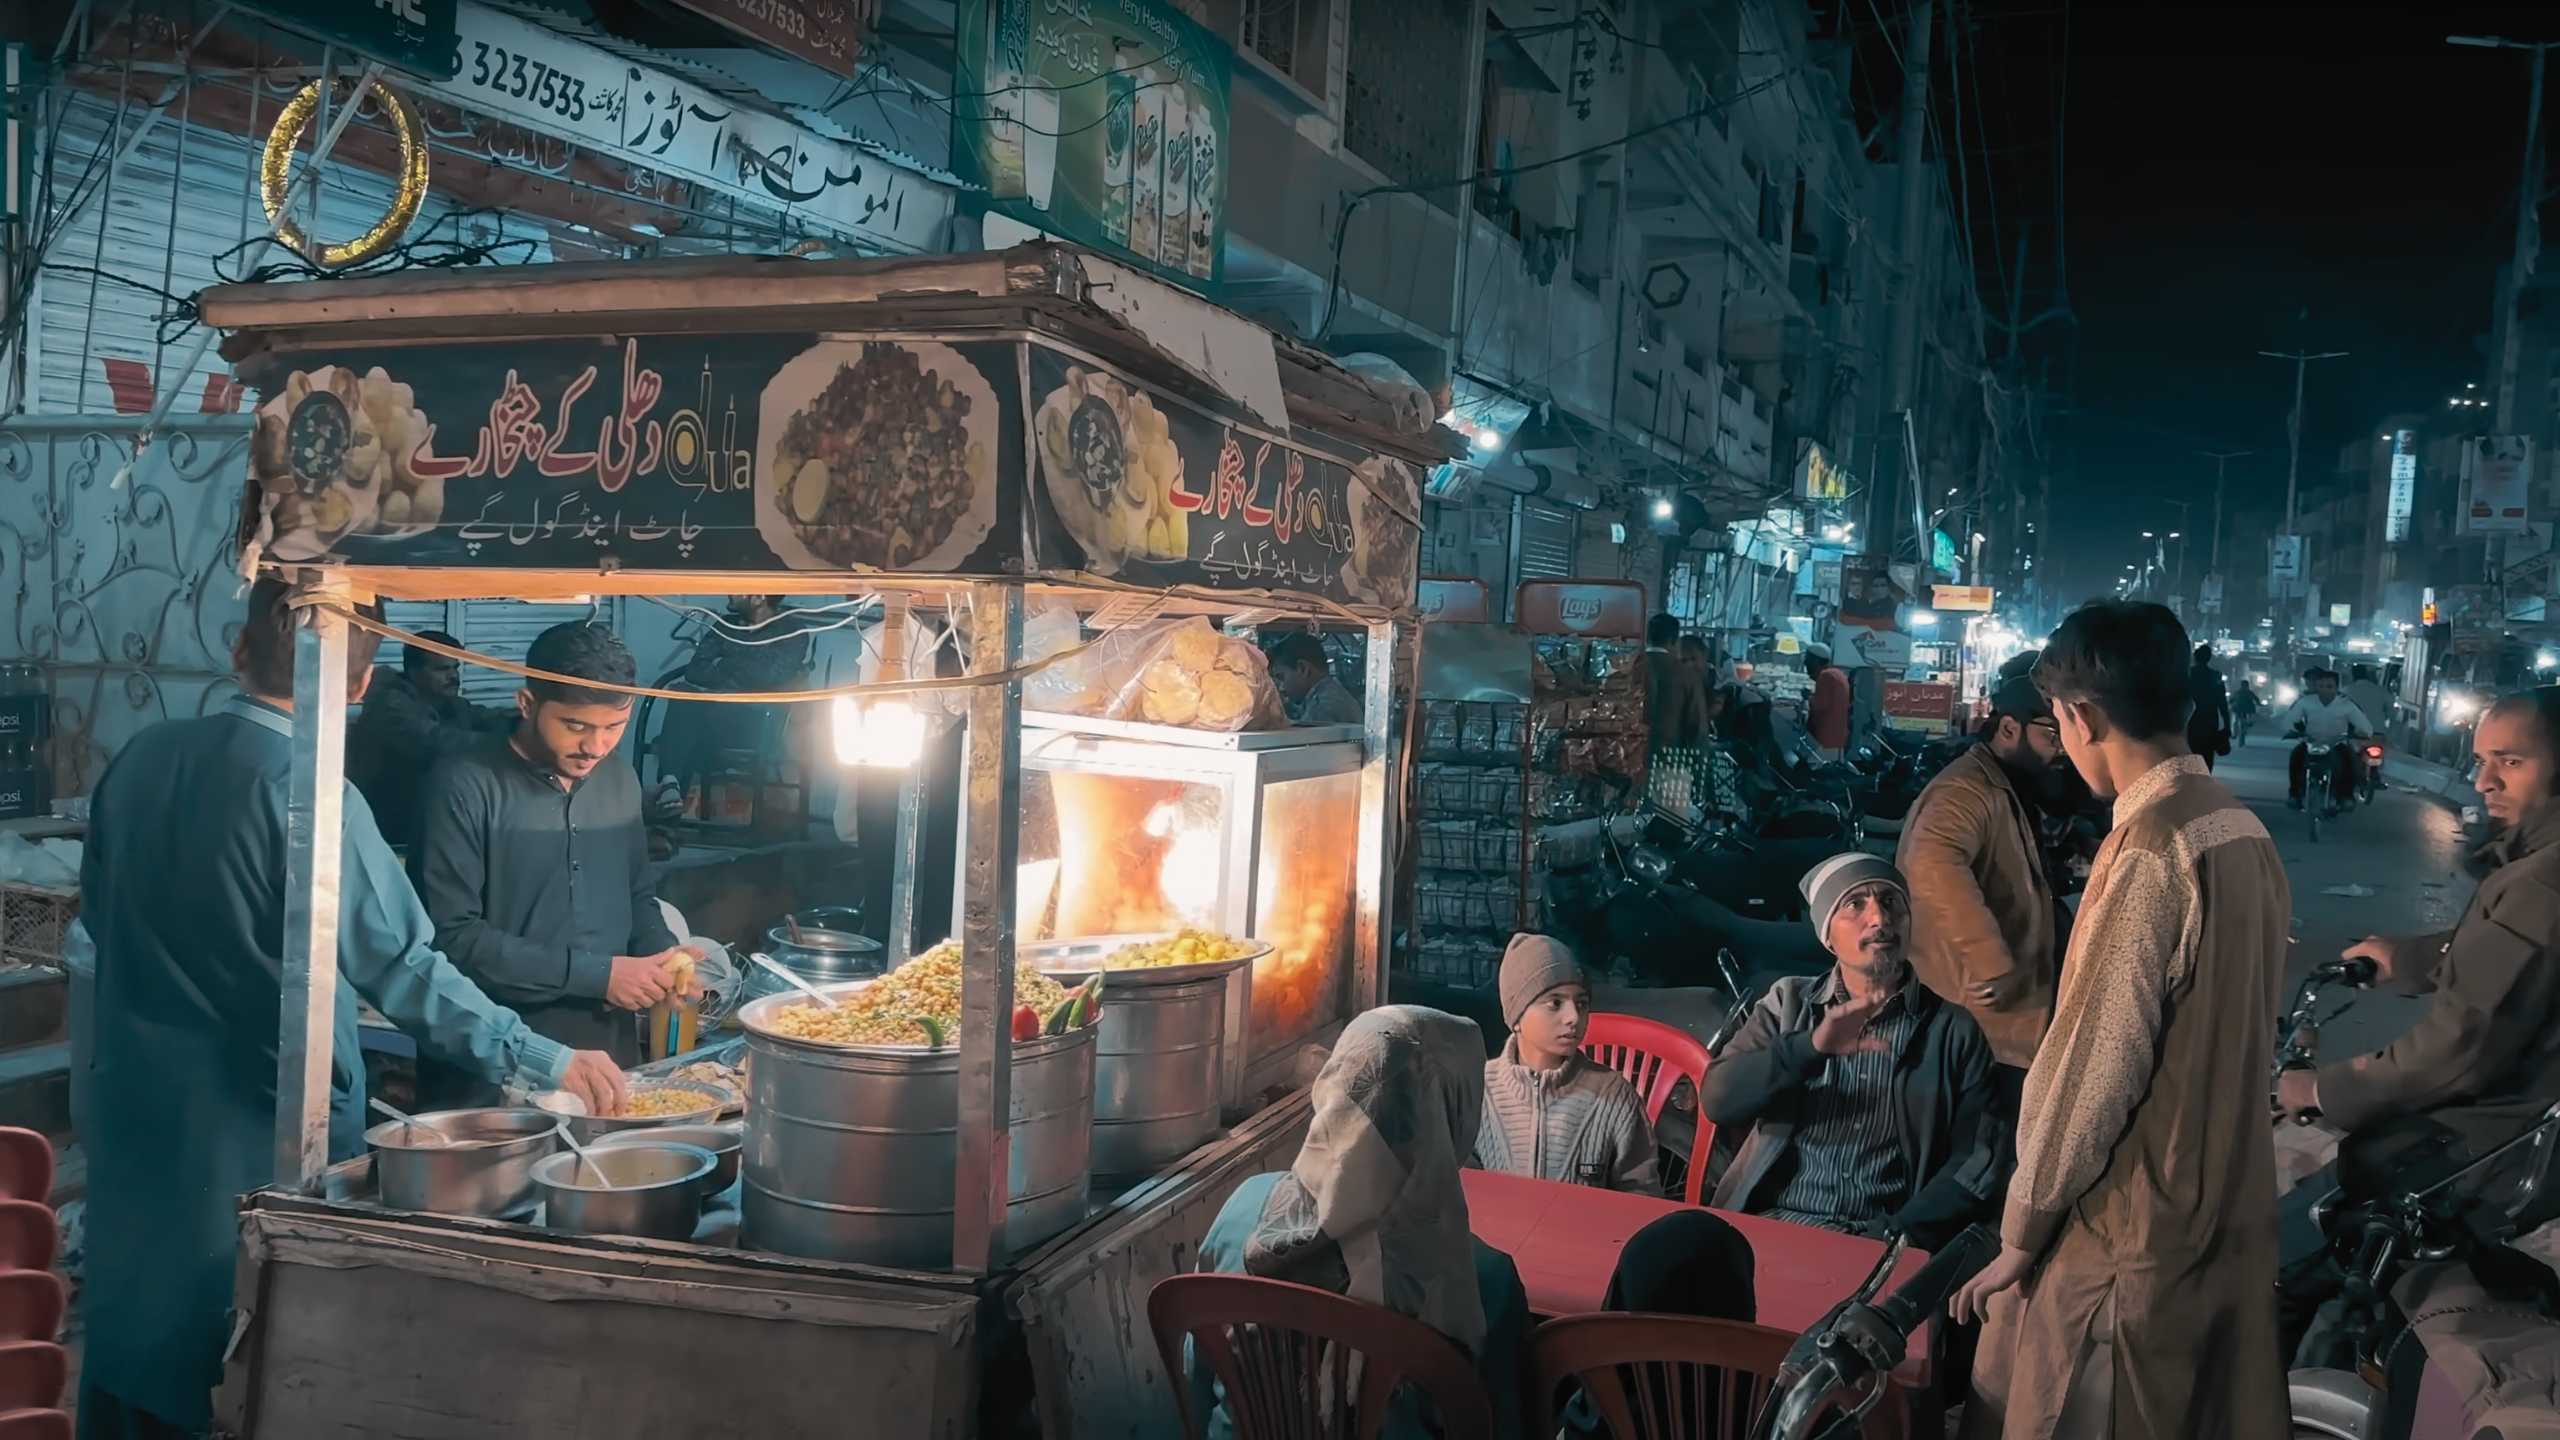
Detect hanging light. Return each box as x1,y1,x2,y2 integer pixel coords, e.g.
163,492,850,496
831,695,928,767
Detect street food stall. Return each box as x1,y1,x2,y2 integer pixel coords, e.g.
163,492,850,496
195,242,1436,1437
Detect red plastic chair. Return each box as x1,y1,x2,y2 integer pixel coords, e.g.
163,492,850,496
0,1208,52,1279
0,1344,63,1412
0,1136,50,1210
0,1276,60,1346
1149,1273,1495,1440
1529,1312,1905,1439
1583,1014,1715,1203
0,1409,68,1440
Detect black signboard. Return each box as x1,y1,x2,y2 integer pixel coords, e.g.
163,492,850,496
1020,345,1419,608
237,333,1421,610
243,334,1024,575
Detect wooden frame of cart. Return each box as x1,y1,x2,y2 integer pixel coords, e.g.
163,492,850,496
198,243,1439,1438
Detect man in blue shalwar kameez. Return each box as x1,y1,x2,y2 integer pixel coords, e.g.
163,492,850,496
73,579,627,1438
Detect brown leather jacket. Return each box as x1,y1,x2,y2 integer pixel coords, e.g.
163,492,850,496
2319,802,2560,1156
1895,743,2056,1069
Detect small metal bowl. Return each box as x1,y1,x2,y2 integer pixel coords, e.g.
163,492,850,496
594,1122,741,1193
538,1080,730,1143
532,1142,716,1240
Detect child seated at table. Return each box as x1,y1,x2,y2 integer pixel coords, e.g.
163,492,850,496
1190,1005,1529,1440
1471,934,1661,1195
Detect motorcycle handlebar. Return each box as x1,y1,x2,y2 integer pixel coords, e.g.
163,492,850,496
1870,1224,2001,1335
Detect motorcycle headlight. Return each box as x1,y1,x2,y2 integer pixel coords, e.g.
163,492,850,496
1627,846,1673,882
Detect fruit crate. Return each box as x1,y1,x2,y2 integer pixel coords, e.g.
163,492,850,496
0,882,75,971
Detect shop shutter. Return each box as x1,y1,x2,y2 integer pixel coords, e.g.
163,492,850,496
1515,499,1578,584
29,91,551,415
450,600,622,706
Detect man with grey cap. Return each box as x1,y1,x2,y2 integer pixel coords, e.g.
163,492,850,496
1471,933,1659,1193
1698,853,1998,1244
1896,668,2068,1078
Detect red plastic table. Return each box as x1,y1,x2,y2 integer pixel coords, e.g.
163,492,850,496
1460,1169,1936,1388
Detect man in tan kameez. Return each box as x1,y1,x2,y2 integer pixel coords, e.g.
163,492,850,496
1951,601,2290,1439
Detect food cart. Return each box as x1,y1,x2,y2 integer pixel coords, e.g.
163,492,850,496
195,242,1439,1437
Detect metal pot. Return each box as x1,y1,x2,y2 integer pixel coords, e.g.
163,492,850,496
738,982,1096,1269
1026,936,1264,1179
533,1142,716,1240
365,1108,561,1218
744,908,885,1006
595,1122,742,1193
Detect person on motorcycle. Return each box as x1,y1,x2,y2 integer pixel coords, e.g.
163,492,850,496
1698,853,1999,1248
2230,678,2261,742
1896,673,2066,1087
2273,686,2560,1215
2344,663,2394,744
2282,667,2373,810
1470,933,1660,1194
2186,644,2232,772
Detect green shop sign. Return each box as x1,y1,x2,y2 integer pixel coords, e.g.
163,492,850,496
238,0,462,80
954,0,1231,292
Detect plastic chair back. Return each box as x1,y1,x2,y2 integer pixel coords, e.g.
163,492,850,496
1529,1312,1904,1439
1584,1014,1715,1203
1148,1273,1495,1440
0,1276,60,1346
0,1344,63,1412
0,1409,69,1440
0,1209,52,1279
0,1137,49,1210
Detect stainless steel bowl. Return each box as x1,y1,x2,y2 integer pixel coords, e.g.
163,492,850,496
532,1142,716,1240
540,1080,731,1143
594,1122,741,1193
364,1108,561,1217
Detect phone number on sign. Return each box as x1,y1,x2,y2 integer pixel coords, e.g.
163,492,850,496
466,40,593,123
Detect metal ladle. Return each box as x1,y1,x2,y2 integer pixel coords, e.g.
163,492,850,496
749,951,840,1008
554,1125,610,1187
369,1097,450,1148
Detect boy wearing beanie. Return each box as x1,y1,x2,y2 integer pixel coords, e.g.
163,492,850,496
1470,934,1660,1194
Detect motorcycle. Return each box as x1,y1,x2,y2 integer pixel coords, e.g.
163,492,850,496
1748,1224,2001,1439
2297,736,2357,842
2274,960,2560,1438
2359,739,2385,804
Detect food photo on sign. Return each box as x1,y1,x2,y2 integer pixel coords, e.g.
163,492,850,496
1023,344,1421,609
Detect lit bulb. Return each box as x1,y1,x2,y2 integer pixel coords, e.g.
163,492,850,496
831,696,927,767
1652,498,1675,519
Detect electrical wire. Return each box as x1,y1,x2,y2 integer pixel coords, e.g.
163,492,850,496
1315,63,1813,341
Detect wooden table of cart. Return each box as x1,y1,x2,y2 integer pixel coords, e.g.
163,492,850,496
202,243,1432,1440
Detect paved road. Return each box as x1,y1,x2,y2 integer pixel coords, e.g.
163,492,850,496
2213,730,2474,1060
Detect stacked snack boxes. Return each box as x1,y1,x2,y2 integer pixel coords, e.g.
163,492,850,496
1410,699,1530,987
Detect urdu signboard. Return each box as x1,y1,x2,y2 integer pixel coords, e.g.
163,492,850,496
2385,428,2417,544
953,0,1231,292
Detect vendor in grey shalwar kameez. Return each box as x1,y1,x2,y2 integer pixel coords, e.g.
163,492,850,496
1952,602,2289,1440
1471,933,1659,1194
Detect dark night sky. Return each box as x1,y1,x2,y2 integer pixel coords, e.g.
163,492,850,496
1962,1,2557,603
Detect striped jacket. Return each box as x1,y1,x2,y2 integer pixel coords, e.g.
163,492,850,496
1472,1039,1660,1194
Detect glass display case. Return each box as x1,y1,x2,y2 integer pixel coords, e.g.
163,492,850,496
958,714,1364,1106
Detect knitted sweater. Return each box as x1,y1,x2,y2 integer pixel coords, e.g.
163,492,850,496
1471,1038,1660,1194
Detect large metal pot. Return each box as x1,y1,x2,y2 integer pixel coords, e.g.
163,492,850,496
533,1142,716,1240
1026,936,1262,1179
743,908,885,1006
737,983,1096,1269
364,1108,561,1218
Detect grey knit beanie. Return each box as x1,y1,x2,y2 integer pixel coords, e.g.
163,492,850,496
1800,852,1908,942
1498,933,1586,1027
